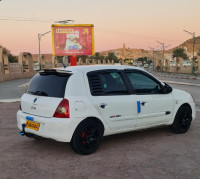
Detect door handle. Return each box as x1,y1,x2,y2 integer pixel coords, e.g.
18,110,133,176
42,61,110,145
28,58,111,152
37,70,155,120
141,101,147,106
100,103,107,109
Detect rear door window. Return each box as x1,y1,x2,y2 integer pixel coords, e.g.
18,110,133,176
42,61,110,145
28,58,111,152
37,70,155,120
88,71,128,96
28,73,71,98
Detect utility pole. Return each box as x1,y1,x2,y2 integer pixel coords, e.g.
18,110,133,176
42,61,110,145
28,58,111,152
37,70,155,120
149,47,155,71
38,31,51,70
157,41,171,72
183,30,196,75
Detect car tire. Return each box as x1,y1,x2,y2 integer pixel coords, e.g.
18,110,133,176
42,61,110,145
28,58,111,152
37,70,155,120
71,119,104,155
170,106,192,134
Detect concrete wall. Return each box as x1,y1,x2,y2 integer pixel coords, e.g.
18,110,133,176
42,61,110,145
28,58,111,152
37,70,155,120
1,46,200,83
155,56,200,75
0,48,37,82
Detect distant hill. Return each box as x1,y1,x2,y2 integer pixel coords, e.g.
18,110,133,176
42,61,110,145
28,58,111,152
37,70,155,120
100,43,153,60
100,37,200,60
166,36,200,55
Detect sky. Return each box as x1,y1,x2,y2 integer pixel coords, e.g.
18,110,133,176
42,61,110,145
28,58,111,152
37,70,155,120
0,0,200,55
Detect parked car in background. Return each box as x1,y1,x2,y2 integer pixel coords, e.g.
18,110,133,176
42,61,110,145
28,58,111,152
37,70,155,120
17,65,196,155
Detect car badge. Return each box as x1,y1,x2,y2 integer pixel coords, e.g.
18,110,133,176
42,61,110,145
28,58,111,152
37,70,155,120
33,98,37,103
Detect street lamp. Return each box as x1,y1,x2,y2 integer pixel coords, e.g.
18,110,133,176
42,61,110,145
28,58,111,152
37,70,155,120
55,20,74,24
183,29,195,75
54,20,75,67
38,31,51,70
157,41,165,72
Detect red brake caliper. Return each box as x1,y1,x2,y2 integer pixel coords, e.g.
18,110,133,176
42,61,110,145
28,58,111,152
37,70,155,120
81,131,86,144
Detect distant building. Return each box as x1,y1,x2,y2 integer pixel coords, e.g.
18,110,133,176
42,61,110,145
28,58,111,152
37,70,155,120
123,43,126,50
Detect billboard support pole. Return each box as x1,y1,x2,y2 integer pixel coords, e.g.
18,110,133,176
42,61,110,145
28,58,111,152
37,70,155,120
70,55,77,66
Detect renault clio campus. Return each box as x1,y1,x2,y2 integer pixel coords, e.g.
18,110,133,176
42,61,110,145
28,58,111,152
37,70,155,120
17,65,196,155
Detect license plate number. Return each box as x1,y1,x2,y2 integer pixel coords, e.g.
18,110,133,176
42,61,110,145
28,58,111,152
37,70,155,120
26,121,40,131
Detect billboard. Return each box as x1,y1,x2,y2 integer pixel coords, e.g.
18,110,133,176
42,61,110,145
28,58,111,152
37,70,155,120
51,24,94,56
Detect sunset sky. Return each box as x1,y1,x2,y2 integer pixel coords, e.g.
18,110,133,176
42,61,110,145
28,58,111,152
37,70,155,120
0,0,200,55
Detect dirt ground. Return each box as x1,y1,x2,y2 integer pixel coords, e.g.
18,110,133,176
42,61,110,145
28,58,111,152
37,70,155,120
0,102,199,179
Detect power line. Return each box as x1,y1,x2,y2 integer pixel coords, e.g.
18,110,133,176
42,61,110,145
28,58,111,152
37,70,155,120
95,26,182,42
0,16,185,49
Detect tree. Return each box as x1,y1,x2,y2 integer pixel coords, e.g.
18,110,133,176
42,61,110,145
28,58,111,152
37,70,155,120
172,48,188,60
172,48,188,71
106,52,118,63
57,56,64,63
8,54,18,63
94,52,100,60
77,55,88,61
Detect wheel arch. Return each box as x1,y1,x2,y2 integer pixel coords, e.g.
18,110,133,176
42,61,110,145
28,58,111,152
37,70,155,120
71,117,105,141
179,103,192,114
83,117,105,133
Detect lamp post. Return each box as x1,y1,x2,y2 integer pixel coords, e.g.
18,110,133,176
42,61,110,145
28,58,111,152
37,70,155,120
183,30,195,75
157,41,165,72
38,31,51,70
54,20,75,67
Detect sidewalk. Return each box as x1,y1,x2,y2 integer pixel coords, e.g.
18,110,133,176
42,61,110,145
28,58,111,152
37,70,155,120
147,70,200,80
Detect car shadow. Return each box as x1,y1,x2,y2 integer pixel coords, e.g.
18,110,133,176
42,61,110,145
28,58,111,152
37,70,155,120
20,125,173,155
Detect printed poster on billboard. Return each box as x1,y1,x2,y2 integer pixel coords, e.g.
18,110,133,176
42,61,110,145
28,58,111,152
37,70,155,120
51,24,94,56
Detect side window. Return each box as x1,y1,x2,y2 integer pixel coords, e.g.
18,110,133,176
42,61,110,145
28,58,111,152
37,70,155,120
88,72,128,96
126,72,161,94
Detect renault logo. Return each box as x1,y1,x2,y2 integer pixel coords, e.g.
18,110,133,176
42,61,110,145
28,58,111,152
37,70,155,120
33,98,37,103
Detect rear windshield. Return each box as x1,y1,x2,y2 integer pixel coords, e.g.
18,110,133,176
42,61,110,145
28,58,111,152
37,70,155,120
28,73,71,98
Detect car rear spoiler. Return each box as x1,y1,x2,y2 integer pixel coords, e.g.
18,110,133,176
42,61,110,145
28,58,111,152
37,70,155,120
39,69,73,75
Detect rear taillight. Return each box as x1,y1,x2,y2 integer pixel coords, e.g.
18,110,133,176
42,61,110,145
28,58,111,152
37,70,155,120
53,99,69,118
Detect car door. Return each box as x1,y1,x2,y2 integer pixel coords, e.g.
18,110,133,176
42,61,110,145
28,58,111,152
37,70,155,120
87,70,138,131
124,69,175,127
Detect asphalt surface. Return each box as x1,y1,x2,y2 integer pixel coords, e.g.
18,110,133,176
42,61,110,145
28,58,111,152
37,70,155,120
0,78,30,100
0,102,199,179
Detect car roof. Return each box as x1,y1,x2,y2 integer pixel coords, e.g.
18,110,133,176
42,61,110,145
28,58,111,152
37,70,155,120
56,65,144,73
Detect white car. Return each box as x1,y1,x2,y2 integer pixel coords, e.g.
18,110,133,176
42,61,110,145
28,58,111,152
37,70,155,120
17,65,196,155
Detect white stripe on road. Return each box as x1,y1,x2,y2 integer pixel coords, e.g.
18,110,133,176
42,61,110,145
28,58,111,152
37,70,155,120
0,98,20,103
18,83,29,88
164,81,200,87
196,108,200,112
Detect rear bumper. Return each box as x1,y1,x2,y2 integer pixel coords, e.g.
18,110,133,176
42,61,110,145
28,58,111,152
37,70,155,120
17,110,84,142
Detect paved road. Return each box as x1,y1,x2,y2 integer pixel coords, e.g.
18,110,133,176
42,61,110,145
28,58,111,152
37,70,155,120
0,75,200,109
152,76,200,108
0,78,31,100
0,102,199,179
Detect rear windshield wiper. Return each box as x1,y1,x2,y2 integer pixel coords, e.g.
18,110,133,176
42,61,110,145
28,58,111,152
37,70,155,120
28,91,48,96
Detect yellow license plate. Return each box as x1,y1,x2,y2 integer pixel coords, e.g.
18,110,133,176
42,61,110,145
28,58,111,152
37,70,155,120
26,121,40,131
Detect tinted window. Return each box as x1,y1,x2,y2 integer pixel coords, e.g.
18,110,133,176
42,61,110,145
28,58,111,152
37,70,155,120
88,72,128,96
126,72,161,94
28,73,70,98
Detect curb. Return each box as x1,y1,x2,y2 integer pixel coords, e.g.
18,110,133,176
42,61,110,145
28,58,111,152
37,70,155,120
153,74,200,80
164,80,200,87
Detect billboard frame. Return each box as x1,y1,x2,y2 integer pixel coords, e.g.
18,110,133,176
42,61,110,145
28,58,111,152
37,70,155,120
51,24,94,56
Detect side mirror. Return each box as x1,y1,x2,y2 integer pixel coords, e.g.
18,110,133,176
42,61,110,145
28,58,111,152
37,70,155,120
162,83,172,94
